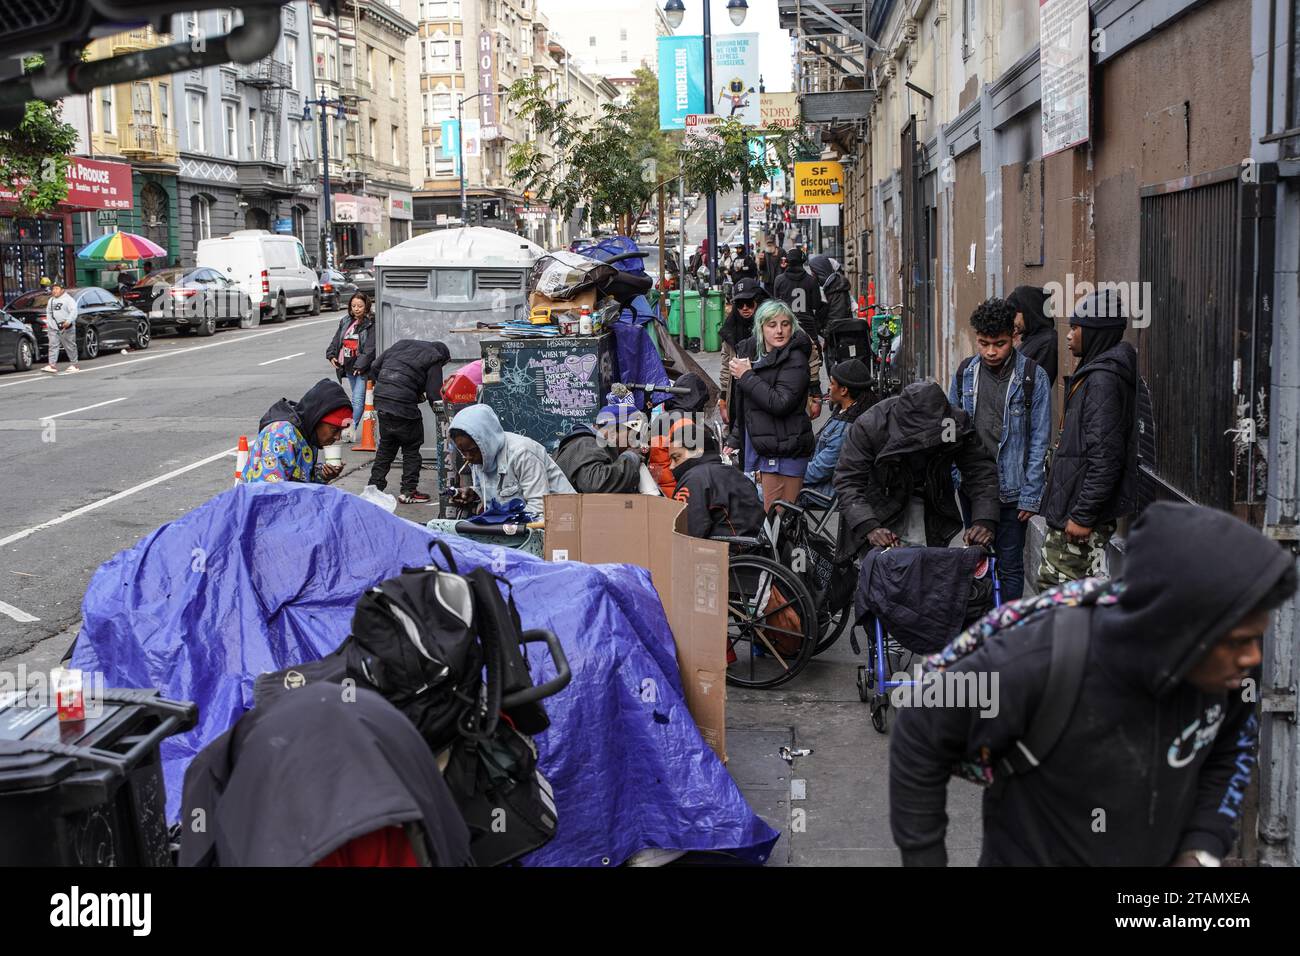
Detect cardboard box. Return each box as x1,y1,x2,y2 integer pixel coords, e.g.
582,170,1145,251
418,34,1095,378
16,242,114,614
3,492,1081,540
544,494,729,761
528,287,597,316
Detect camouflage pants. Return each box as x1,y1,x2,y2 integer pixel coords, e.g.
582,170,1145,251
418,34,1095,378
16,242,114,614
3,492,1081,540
1037,523,1116,590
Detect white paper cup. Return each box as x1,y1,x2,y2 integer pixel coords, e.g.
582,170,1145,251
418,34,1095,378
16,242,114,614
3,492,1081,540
323,444,343,467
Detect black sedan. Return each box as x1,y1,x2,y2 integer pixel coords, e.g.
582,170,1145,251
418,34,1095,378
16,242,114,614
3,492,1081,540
8,287,151,362
0,308,40,371
342,255,375,296
318,268,358,311
124,267,256,335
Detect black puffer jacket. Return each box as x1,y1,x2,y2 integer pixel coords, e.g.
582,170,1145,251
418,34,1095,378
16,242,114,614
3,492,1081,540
1040,341,1137,530
727,330,815,462
325,312,376,379
369,339,451,420
1008,285,1057,387
833,381,1000,552
773,264,823,338
809,256,852,329
554,425,641,494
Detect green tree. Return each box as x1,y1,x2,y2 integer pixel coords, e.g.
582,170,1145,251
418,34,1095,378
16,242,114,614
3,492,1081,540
506,76,652,236
678,116,804,197
0,58,80,214
625,66,683,183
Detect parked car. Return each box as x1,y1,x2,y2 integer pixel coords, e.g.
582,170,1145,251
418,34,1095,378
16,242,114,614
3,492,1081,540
721,207,740,224
124,267,257,335
342,255,375,297
7,287,151,362
197,230,321,323
318,268,358,310
635,219,658,237
0,308,39,371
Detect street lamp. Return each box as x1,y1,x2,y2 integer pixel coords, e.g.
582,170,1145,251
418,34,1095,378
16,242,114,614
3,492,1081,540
303,88,350,271
457,90,502,227
726,0,748,26
664,0,685,29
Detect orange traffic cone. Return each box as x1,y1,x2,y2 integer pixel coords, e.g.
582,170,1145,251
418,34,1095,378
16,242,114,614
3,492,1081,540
234,435,249,485
352,382,378,452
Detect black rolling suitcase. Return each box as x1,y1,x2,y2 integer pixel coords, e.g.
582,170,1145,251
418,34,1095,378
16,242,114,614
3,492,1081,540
0,688,197,866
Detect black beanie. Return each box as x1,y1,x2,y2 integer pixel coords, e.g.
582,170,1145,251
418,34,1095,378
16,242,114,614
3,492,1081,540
1070,288,1127,330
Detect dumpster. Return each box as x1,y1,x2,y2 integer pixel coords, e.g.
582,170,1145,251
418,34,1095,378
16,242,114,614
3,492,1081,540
0,688,197,866
663,290,702,340
374,227,545,362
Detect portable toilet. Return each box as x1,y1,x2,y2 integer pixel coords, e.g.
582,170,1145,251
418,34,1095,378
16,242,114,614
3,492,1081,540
374,227,545,361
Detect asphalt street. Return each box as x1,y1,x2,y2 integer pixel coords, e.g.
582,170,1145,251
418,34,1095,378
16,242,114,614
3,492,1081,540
0,308,356,659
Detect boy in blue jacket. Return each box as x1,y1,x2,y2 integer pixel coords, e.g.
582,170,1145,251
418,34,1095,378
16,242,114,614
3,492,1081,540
803,359,872,497
949,297,1051,600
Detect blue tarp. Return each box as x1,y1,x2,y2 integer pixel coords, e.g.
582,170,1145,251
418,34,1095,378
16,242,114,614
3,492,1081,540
70,483,777,867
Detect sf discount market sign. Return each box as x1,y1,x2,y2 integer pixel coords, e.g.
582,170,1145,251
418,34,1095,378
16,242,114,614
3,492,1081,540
794,161,845,204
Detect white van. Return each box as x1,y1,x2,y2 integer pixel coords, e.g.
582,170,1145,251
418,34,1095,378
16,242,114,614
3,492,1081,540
196,230,321,323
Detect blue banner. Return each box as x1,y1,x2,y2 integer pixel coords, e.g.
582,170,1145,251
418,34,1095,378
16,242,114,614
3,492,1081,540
657,35,705,131
273,218,293,234
439,119,461,177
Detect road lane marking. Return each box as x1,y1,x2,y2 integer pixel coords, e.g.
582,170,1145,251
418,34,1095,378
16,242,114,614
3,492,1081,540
44,397,128,419
0,317,339,391
258,352,306,366
0,601,39,623
0,446,236,548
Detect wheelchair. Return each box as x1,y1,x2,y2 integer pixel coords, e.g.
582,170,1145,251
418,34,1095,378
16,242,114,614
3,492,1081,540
712,489,863,690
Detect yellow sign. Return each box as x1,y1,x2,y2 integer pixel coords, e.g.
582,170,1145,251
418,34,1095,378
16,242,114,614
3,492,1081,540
794,161,845,204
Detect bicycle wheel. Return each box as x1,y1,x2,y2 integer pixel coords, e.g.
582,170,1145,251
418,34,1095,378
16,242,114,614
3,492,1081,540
725,554,819,689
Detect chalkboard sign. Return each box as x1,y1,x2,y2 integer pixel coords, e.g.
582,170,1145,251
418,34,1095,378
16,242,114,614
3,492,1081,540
480,333,617,450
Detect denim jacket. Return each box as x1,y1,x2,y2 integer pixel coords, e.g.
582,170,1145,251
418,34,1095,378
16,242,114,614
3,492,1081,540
948,349,1051,512
802,414,850,495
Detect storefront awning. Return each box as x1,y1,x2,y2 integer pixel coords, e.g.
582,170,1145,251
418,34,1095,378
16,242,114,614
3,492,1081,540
0,157,133,212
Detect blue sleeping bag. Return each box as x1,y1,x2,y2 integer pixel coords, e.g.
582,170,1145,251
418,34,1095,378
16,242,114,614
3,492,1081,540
70,483,777,867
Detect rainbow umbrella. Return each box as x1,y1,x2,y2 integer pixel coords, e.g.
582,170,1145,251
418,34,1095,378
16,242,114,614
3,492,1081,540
76,230,167,262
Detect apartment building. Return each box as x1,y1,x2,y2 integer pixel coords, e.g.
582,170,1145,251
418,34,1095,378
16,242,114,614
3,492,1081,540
73,5,322,274
538,0,672,81
404,0,618,246
312,1,417,260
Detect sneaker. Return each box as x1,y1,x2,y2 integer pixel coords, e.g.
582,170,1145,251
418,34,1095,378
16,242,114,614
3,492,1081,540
41,365,58,373
397,491,431,504
64,365,80,374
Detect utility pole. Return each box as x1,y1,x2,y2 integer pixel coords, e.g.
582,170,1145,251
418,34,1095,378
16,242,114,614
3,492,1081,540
304,87,344,271
703,0,717,288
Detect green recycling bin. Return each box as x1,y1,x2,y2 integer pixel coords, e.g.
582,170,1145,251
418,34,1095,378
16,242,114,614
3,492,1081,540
664,290,702,339
701,290,724,352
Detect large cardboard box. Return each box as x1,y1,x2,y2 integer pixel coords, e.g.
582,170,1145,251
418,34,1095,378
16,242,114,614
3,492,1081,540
544,494,729,761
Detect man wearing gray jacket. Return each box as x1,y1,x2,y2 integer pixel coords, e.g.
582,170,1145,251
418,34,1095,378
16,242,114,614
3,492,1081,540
42,281,80,374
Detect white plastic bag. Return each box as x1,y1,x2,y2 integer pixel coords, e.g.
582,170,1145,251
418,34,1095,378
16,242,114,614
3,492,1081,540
358,484,397,513
638,464,662,496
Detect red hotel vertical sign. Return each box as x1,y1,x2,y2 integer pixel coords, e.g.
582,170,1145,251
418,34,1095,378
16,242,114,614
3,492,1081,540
479,29,498,140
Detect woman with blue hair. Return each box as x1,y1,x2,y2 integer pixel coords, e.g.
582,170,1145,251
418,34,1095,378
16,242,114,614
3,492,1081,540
448,404,575,516
724,299,816,511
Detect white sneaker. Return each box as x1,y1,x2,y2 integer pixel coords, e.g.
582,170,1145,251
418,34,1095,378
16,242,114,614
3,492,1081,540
64,365,81,374
41,365,58,373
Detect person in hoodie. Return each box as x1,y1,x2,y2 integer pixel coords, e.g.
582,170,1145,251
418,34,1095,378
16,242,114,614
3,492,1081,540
757,235,781,293
833,380,999,553
1037,289,1137,588
726,299,816,511
669,419,765,540
803,359,872,497
808,255,853,333
772,247,825,378
889,501,1296,867
1007,284,1058,387
730,245,758,283
448,403,574,516
244,378,353,484
949,297,1052,601
366,338,451,504
554,404,646,495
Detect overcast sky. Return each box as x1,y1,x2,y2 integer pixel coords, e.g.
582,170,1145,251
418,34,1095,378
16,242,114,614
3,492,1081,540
671,0,795,92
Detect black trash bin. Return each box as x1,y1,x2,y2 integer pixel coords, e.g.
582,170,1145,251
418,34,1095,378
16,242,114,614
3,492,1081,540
0,688,197,866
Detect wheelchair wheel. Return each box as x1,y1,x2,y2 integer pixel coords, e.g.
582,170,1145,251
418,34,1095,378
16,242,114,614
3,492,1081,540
813,604,852,656
855,664,871,702
725,553,819,689
870,695,890,734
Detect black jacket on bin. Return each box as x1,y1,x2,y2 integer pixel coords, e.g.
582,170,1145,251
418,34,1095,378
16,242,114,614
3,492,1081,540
554,425,641,494
369,339,451,421
889,501,1294,866
772,264,824,339
1039,340,1138,531
325,312,376,379
671,452,765,540
833,381,1000,553
727,330,815,463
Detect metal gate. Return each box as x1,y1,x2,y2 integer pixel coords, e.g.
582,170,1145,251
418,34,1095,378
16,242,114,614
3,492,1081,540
1137,164,1275,521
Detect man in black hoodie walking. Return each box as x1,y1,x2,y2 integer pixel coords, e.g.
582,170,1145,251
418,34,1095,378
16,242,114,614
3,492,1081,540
890,501,1296,866
367,338,451,503
1037,290,1137,588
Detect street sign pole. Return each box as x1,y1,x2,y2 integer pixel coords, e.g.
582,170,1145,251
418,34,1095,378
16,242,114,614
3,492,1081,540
703,0,718,289
740,129,749,261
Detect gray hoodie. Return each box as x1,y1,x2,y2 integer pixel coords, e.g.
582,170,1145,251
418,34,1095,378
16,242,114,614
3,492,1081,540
45,292,78,330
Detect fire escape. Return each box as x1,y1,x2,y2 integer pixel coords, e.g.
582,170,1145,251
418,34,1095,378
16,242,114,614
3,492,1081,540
240,55,293,163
